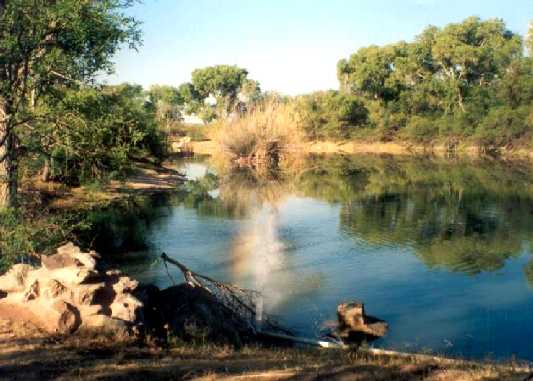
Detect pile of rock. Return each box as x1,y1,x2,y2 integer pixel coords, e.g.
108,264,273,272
0,243,142,336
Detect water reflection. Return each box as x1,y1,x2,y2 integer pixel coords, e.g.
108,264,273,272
294,155,533,279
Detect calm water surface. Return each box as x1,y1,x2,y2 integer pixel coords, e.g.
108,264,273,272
111,154,533,360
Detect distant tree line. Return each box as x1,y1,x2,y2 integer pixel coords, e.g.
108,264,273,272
330,17,533,146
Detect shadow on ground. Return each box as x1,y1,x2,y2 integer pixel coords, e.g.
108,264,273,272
0,320,529,381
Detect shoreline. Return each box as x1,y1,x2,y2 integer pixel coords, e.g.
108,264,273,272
190,139,533,160
0,317,530,380
27,160,185,210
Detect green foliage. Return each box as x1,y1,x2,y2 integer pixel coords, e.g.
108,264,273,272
294,91,368,140
333,17,531,147
0,0,141,208
526,21,533,57
474,106,531,149
0,208,89,272
36,84,164,184
146,85,184,127
402,116,438,143
178,65,258,122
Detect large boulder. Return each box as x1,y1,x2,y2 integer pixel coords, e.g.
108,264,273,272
0,243,143,336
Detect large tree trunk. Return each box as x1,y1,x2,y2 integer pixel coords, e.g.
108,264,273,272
0,106,17,209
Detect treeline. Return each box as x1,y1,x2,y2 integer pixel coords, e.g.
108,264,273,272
178,17,533,152
300,17,533,146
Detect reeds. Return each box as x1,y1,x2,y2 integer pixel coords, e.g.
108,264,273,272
209,100,303,159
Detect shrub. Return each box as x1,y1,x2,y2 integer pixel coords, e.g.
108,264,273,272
37,84,165,185
0,208,88,273
474,106,530,148
402,115,438,143
294,91,368,140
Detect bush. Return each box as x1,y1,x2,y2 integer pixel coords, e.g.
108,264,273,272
294,91,368,140
402,115,438,143
210,100,302,158
474,106,530,148
0,208,89,273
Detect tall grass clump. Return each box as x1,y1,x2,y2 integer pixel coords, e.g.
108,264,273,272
210,100,304,160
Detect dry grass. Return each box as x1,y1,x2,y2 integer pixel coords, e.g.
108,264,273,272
209,101,304,159
0,318,530,381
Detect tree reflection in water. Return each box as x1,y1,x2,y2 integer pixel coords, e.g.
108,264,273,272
180,154,533,285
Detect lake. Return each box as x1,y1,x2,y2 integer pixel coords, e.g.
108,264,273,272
105,154,533,360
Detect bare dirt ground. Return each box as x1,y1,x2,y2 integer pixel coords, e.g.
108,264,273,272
0,319,530,381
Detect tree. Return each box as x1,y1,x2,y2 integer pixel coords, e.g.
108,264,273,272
34,84,163,184
0,0,140,209
336,17,526,143
430,17,521,112
146,85,183,144
181,65,252,121
295,91,368,140
239,79,262,107
527,21,533,56
337,45,404,102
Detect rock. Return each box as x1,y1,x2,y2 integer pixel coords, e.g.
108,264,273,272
73,283,105,305
78,304,104,317
51,300,80,334
43,279,67,299
82,314,128,336
42,243,98,271
41,253,82,271
110,294,143,322
23,280,40,302
0,243,143,337
46,267,100,285
0,264,33,293
112,276,139,294
72,252,97,271
151,284,253,346
56,242,81,256
337,301,388,342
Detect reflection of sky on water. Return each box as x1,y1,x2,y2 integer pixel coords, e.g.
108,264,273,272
122,157,533,361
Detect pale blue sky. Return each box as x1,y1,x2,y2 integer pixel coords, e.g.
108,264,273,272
107,0,533,95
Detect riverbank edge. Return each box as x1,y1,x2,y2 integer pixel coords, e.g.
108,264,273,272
27,160,186,210
190,139,533,160
0,317,531,380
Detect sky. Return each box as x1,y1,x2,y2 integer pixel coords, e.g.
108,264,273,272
106,0,533,95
